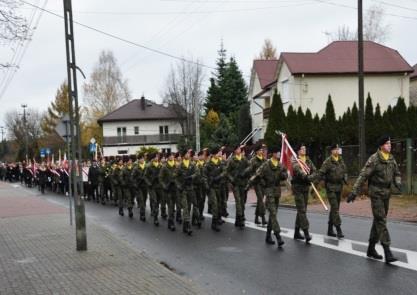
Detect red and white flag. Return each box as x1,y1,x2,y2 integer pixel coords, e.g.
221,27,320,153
280,134,294,176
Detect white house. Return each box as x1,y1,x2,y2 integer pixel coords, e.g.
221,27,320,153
98,97,183,156
249,41,414,141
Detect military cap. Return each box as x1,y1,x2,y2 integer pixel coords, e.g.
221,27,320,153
210,146,220,155
269,146,280,154
377,135,391,147
330,143,340,151
293,143,306,152
197,151,204,156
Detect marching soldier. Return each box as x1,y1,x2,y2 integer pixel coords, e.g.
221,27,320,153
347,136,401,264
111,159,123,215
175,150,200,235
248,143,267,225
98,159,107,205
88,160,100,202
194,151,207,224
226,145,250,229
159,152,178,231
311,144,347,238
291,143,316,243
120,158,135,218
203,147,226,232
251,146,287,247
144,153,163,226
132,155,148,221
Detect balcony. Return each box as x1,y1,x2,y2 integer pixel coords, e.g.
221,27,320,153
263,107,271,119
103,134,182,146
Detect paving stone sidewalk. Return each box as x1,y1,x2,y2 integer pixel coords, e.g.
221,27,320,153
0,183,200,295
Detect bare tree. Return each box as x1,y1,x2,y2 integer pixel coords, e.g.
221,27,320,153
5,107,43,158
257,38,278,60
0,0,29,68
325,5,390,43
162,57,205,136
83,50,131,121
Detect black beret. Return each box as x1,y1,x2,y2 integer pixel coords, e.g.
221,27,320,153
330,144,340,150
377,135,391,147
269,146,280,154
210,147,219,155
293,143,305,152
197,151,204,156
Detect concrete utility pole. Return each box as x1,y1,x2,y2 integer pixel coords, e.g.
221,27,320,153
358,0,366,168
0,126,5,142
21,104,28,161
63,0,87,251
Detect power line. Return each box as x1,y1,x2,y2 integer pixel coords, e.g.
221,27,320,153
374,0,417,13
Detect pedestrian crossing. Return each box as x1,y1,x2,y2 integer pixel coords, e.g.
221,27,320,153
211,214,417,272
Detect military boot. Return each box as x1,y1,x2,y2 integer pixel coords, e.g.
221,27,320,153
367,242,383,260
153,216,159,227
211,219,220,232
183,221,192,235
261,215,267,226
118,207,124,216
265,225,275,245
168,219,176,231
176,211,182,224
383,245,398,264
254,215,260,225
335,225,344,239
274,232,285,248
327,223,337,237
303,229,312,244
293,226,305,240
128,207,133,218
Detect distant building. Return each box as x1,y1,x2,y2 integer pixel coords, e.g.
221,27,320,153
98,97,183,156
248,41,414,141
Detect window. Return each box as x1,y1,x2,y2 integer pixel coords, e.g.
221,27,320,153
159,125,169,134
134,126,139,135
161,148,172,154
117,127,127,143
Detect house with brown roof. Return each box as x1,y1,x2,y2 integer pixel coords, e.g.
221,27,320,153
410,64,417,106
98,97,183,156
249,41,414,141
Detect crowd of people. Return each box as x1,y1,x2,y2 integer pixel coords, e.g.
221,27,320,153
0,135,401,264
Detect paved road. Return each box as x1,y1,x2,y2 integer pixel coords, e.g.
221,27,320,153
15,184,417,295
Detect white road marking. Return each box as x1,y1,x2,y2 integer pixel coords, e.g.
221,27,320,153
205,213,417,272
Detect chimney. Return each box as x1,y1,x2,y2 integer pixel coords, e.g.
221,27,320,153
140,95,146,110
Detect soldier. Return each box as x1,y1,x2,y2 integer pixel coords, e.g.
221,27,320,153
88,160,100,202
347,136,401,264
38,162,48,194
120,158,135,218
226,145,250,229
219,147,229,219
144,153,163,226
203,147,226,232
247,143,267,225
132,155,148,221
251,146,287,247
97,159,107,205
176,150,200,235
291,143,316,244
174,152,183,224
193,151,206,225
159,152,178,231
111,159,123,215
310,144,347,238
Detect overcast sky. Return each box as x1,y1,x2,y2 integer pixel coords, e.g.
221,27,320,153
1,0,416,132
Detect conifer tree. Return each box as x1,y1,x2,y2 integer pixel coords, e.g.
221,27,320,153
264,90,286,147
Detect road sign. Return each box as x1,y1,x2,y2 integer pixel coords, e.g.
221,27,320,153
40,148,46,158
55,114,76,142
90,137,96,144
46,148,51,155
89,143,96,154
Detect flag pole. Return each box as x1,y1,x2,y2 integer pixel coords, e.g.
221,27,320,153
277,131,328,211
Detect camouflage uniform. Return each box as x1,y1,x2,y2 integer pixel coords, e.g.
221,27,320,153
226,155,250,227
97,163,106,205
253,159,287,246
110,164,123,211
176,160,200,234
248,154,266,224
159,160,177,230
314,155,347,236
144,160,163,225
120,164,135,217
291,157,316,239
131,162,148,221
351,150,401,247
219,159,229,218
194,160,207,224
203,157,226,231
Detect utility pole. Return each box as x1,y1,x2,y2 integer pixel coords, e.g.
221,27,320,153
0,126,5,142
358,0,366,168
63,0,87,251
21,104,28,162
195,99,200,152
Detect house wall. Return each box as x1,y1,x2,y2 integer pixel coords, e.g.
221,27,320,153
103,143,178,157
102,120,182,137
410,79,417,106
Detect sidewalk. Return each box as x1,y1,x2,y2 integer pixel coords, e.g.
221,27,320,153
0,182,200,295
